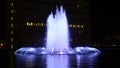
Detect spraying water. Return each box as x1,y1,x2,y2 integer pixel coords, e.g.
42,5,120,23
15,5,100,55
46,6,70,53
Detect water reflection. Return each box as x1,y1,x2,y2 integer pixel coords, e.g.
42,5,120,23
15,55,35,68
75,53,100,68
47,55,69,68
15,54,47,68
15,53,100,68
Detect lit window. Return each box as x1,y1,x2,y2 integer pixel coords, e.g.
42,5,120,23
26,22,33,26
11,16,13,20
69,24,72,27
81,25,84,28
73,25,76,28
41,23,44,26
11,31,13,34
0,43,3,46
78,25,80,28
34,23,37,27
36,23,39,26
11,2,13,7
11,10,14,14
11,24,13,27
77,4,80,7
11,45,13,49
11,38,13,41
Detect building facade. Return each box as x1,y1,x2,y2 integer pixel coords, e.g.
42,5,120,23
5,0,91,49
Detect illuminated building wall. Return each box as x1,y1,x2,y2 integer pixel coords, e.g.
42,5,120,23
6,0,91,48
5,0,15,48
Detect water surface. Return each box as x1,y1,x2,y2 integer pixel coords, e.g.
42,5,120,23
0,48,120,68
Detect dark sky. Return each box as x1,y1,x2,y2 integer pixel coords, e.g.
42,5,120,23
0,0,119,40
91,0,120,41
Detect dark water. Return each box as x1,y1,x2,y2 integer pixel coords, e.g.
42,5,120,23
0,48,120,68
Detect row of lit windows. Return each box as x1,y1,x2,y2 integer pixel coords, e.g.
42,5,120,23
69,24,84,28
10,2,14,49
26,22,45,27
26,22,84,28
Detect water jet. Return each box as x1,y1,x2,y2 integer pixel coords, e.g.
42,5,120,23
15,6,100,55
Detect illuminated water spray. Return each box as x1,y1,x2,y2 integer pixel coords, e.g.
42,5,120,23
15,5,100,55
46,6,70,54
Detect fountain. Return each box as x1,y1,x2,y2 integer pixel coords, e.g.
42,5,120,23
46,6,71,54
15,6,100,55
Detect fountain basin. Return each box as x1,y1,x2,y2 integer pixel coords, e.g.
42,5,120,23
15,46,100,55
15,6,101,55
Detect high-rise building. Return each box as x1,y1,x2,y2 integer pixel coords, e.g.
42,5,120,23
5,0,91,49
0,0,6,40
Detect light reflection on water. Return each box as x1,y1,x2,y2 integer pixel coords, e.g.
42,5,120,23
75,53,99,68
15,53,100,68
47,55,69,68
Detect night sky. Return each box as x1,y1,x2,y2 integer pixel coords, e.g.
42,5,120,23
0,0,119,41
91,1,120,41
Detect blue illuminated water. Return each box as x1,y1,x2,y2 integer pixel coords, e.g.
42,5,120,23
15,6,100,55
1,48,120,68
15,53,100,68
46,6,70,53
